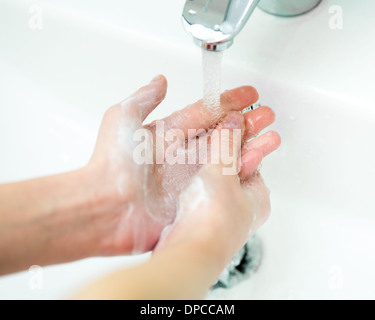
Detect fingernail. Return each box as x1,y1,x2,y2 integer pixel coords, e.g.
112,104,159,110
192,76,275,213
222,113,243,130
151,75,162,84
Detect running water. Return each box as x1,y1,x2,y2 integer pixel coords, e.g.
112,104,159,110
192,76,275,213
201,49,263,291
202,50,223,111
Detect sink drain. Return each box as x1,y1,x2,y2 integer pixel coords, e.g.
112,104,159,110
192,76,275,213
213,236,262,290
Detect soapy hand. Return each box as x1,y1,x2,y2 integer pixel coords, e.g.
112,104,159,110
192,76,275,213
0,75,280,278
155,112,277,269
88,75,280,256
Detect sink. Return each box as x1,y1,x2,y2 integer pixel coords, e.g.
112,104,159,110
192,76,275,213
0,0,374,299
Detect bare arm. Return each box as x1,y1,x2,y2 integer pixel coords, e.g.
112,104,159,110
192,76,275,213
73,113,279,300
0,169,226,297
0,168,106,275
72,231,226,300
0,76,279,283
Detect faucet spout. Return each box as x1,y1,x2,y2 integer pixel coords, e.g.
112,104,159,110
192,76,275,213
182,0,260,52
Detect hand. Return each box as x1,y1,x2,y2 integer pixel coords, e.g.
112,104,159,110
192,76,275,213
70,79,281,300
0,75,279,276
155,112,280,269
88,75,279,256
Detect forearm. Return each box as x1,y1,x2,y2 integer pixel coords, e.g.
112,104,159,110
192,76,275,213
73,232,227,300
135,238,226,299
0,167,106,275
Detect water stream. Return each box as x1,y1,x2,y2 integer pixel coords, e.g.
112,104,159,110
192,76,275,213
202,50,223,111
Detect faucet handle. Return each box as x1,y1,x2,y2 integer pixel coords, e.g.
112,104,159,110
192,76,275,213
182,0,260,52
258,0,322,17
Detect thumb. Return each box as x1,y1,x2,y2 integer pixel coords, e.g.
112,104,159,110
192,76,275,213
121,75,168,123
207,112,245,177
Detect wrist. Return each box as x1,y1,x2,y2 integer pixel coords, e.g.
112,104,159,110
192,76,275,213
150,226,230,297
155,215,231,274
0,166,115,274
57,164,129,257
33,166,112,261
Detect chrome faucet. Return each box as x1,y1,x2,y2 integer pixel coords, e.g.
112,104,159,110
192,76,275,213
258,0,322,17
182,0,260,52
182,0,322,52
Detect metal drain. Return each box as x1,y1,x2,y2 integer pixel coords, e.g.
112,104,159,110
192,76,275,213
213,236,262,289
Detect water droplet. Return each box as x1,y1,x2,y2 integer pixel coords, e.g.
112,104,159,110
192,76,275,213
221,22,234,34
189,9,197,15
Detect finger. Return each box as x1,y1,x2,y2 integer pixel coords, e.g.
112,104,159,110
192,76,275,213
121,75,168,122
243,131,281,156
241,171,271,232
239,149,264,180
205,112,245,179
159,86,259,137
239,131,281,180
244,106,276,141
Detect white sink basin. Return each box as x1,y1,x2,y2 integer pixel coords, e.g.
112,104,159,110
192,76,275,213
0,0,374,299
